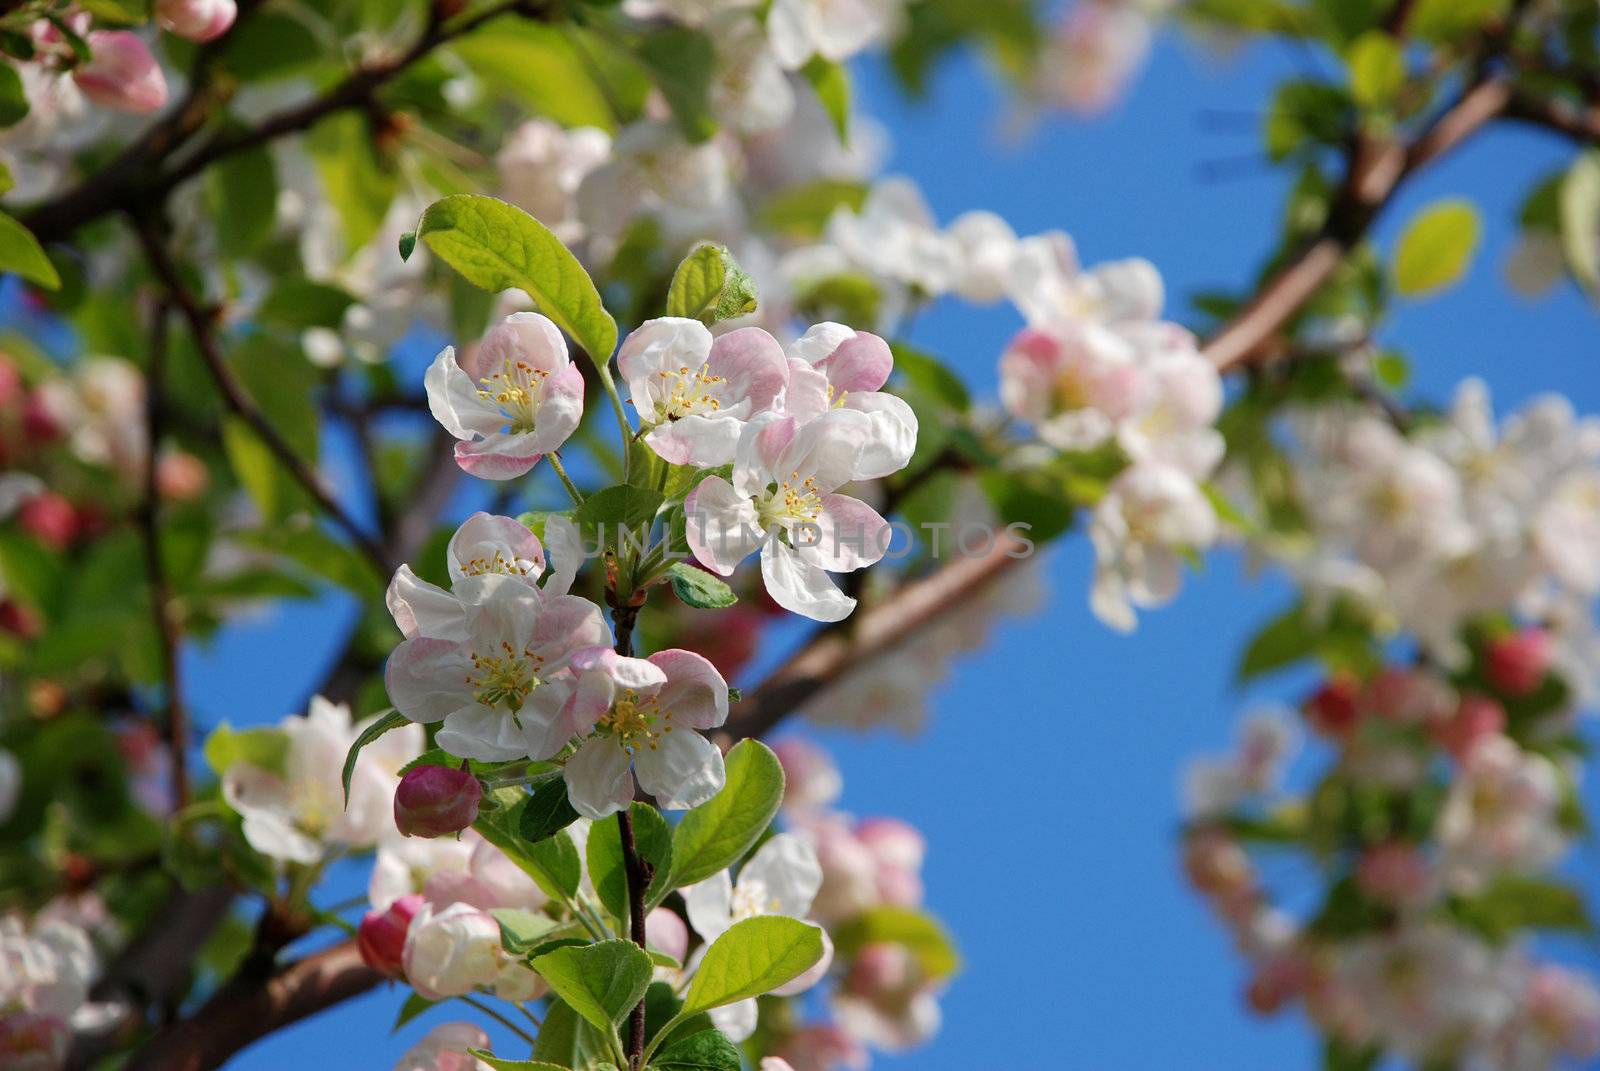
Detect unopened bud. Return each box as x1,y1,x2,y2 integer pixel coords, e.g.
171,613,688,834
1487,628,1554,697
357,893,427,975
73,32,168,114
394,764,482,838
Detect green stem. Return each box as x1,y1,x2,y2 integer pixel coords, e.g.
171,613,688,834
458,994,537,1046
548,452,585,505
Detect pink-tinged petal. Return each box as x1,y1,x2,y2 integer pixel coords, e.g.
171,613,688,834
437,705,532,762
707,327,789,413
781,358,831,424
685,476,765,576
426,348,503,440
998,328,1062,423
453,435,541,480
515,677,578,760
448,512,545,587
617,317,713,415
528,593,610,668
842,392,918,480
386,564,465,641
787,322,855,367
807,494,889,572
529,360,585,455
740,832,822,918
634,728,724,810
1089,257,1164,322
818,330,892,394
644,414,743,467
760,540,855,622
564,737,634,819
573,647,669,690
734,414,796,498
458,573,541,655
542,515,582,596
562,657,618,737
775,409,870,493
648,648,729,730
74,32,167,113
386,637,473,723
467,312,570,380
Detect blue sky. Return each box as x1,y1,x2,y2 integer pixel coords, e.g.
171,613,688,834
200,28,1600,1071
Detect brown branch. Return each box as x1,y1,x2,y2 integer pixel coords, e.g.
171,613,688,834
1503,88,1600,145
138,297,191,810
122,939,382,1071
21,0,539,244
131,212,392,578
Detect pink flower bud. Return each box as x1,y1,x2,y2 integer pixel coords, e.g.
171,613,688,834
645,907,688,964
1433,694,1505,761
157,0,237,42
357,892,426,975
19,492,79,550
157,450,208,502
74,31,168,114
843,942,918,1001
394,765,482,838
1354,841,1433,907
1487,628,1554,697
1303,677,1361,738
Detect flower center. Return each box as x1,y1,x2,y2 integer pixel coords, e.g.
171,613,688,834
654,364,726,422
477,357,549,432
730,879,781,922
599,689,675,752
459,549,537,578
468,641,544,709
1054,368,1091,412
756,471,823,531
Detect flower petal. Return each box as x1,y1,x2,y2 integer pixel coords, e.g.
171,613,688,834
760,539,855,622
386,637,473,723
685,476,765,576
453,435,541,480
448,512,545,587
682,870,735,943
386,565,465,641
564,737,635,820
633,728,724,810
648,648,729,730
425,348,502,440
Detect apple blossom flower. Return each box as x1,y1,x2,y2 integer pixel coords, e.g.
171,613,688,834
561,647,729,818
682,833,833,1040
157,0,236,42
369,829,545,914
1438,735,1567,888
1036,0,1155,115
1088,461,1219,632
403,902,541,1002
496,120,611,244
1182,708,1298,818
766,0,904,70
946,211,1020,304
386,511,548,642
772,736,843,812
385,573,608,762
1354,842,1436,909
359,894,427,976
833,942,942,1051
822,177,960,301
393,1022,495,1071
394,765,483,838
577,120,740,263
1006,230,1164,331
770,1024,869,1071
1495,964,1600,1066
793,811,924,924
998,322,1142,452
780,323,917,480
708,11,795,132
425,313,585,480
686,411,889,622
221,697,422,865
618,318,788,467
73,32,167,113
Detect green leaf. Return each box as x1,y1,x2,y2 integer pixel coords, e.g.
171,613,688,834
209,142,278,258
681,916,825,1015
520,776,581,843
1393,198,1480,296
220,11,322,81
977,470,1075,544
0,62,29,128
392,992,439,1032
1560,150,1600,298
340,709,408,805
574,483,664,555
469,1052,569,1071
588,803,673,918
203,722,288,779
474,789,583,901
1454,876,1592,941
453,21,643,131
665,562,736,609
891,342,969,412
669,740,783,889
415,194,617,363
531,939,654,1031
758,179,868,240
635,26,718,143
78,0,149,24
258,278,357,330
666,242,758,325
308,112,396,254
649,1028,741,1071
832,906,961,981
1345,31,1404,110
1263,81,1350,161
801,57,851,142
491,908,563,955
0,212,59,290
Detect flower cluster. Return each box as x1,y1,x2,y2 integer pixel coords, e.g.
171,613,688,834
0,900,105,1069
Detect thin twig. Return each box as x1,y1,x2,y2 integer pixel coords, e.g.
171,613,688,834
138,297,190,810
131,212,391,578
